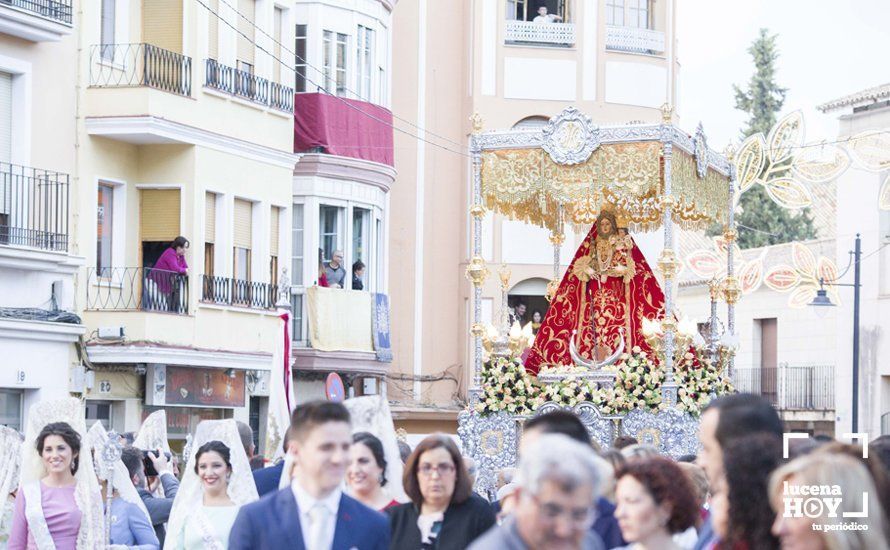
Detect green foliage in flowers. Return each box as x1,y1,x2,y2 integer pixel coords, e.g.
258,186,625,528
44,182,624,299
474,346,733,417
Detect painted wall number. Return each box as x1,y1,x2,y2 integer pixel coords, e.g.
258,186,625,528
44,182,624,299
99,380,112,394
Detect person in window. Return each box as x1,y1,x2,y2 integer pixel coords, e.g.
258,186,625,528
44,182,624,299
324,250,347,288
352,260,366,291
150,236,189,312
533,6,563,23
388,435,495,549
531,310,543,335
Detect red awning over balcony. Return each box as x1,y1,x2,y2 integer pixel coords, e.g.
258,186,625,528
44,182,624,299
294,93,394,167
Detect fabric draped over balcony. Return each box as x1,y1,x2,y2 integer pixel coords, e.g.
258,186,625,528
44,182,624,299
294,93,394,167
306,286,374,352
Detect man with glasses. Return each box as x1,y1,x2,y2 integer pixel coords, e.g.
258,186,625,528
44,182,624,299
470,434,606,550
324,250,347,289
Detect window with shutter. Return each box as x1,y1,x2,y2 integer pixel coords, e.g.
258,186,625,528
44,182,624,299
143,0,183,53
205,192,217,279
237,0,256,65
140,189,181,243
233,199,253,286
273,8,283,83
270,206,280,286
100,0,116,60
208,0,219,59
233,199,252,249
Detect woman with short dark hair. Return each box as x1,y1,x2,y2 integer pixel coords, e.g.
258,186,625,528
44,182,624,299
149,236,189,312
613,456,699,550
388,434,495,549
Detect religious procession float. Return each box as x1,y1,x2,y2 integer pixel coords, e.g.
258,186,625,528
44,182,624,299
458,105,743,498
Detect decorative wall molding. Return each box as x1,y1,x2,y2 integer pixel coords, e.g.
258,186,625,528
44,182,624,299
84,116,300,170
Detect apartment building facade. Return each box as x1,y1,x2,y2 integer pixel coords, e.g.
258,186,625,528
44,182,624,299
288,0,395,404
75,0,297,453
389,0,680,434
0,0,82,431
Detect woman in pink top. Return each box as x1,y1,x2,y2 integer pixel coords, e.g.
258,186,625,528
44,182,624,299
148,236,189,312
9,422,83,550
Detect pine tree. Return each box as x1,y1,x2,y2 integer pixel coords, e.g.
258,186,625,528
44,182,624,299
731,28,816,249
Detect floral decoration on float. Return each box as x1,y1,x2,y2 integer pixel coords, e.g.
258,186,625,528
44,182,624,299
475,321,733,418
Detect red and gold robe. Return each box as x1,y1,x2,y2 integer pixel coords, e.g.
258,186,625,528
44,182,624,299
524,225,665,375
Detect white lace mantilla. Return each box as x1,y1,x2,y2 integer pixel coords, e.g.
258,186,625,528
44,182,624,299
164,419,258,550
344,396,408,502
20,398,105,550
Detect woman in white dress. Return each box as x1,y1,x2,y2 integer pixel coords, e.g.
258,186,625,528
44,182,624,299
164,420,258,550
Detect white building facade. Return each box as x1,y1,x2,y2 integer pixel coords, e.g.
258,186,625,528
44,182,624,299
289,0,395,401
0,0,84,431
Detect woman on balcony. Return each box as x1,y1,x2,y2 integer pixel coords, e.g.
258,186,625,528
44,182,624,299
149,236,189,312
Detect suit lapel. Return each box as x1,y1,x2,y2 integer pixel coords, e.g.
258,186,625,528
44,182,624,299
330,494,353,549
273,488,306,550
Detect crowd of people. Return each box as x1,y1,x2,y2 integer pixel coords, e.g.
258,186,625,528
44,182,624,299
6,393,890,549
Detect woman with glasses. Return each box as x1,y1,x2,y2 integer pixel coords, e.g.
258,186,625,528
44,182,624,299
388,434,495,549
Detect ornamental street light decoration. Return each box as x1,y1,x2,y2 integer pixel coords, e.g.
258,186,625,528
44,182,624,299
809,233,862,432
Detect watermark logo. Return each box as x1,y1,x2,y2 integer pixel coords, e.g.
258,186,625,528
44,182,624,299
781,432,870,531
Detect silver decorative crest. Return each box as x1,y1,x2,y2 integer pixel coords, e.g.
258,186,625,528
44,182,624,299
458,410,518,499
621,408,701,458
542,107,600,165
693,122,709,178
533,402,619,450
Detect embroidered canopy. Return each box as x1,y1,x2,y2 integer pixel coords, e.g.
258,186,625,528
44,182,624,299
473,107,732,233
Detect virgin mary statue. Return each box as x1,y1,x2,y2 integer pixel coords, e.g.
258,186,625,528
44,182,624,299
524,209,666,374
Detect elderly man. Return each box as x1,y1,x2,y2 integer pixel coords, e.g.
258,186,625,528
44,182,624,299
324,250,347,289
469,434,606,550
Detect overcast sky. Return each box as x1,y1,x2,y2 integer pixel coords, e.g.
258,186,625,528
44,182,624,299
677,0,890,147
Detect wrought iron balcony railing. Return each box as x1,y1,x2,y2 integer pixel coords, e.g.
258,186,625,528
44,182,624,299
0,0,72,24
734,365,835,411
86,267,189,314
205,59,294,112
0,162,69,252
504,20,575,46
605,25,665,54
89,43,192,97
201,274,278,310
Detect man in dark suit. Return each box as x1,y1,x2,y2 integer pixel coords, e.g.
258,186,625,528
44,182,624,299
121,446,179,547
229,400,389,550
252,432,289,497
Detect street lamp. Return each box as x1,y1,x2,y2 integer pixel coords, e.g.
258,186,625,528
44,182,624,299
808,233,862,432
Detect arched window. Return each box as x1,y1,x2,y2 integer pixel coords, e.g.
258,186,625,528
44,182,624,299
512,116,550,130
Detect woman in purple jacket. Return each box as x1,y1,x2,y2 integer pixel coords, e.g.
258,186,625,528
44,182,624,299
149,236,189,312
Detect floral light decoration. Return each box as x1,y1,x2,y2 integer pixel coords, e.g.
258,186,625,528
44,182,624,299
684,236,765,296
763,242,840,308
734,111,890,211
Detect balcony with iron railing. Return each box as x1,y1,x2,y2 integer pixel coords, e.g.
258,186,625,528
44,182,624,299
204,59,294,112
86,267,189,314
201,274,278,310
89,43,192,97
0,162,69,253
0,0,72,41
605,25,665,55
504,20,575,47
734,364,835,411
